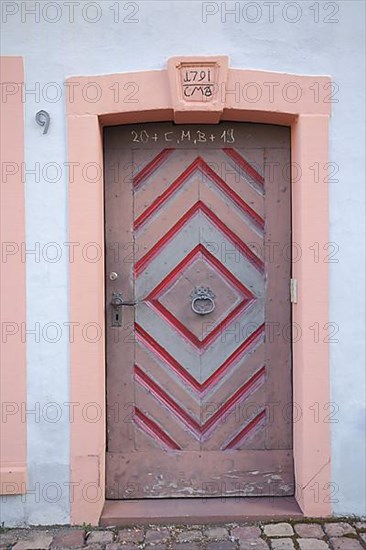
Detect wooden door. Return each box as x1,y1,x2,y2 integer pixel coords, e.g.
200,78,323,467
104,122,293,499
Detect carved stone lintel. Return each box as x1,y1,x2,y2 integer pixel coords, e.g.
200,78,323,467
167,56,229,124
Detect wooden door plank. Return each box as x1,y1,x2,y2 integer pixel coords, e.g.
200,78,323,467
104,142,135,454
106,449,294,498
264,144,292,450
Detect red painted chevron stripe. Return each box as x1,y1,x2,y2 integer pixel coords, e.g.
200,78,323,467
134,407,181,450
134,156,264,230
223,148,265,189
133,148,175,188
135,364,265,440
222,409,266,450
134,200,264,276
135,323,265,393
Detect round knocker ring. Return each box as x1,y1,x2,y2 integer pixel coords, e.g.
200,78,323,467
190,287,216,316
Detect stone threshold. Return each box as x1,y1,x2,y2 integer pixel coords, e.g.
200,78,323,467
100,497,303,526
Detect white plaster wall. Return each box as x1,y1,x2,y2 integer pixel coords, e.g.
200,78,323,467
1,0,365,524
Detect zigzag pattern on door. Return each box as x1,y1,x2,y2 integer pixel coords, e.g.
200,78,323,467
133,148,266,452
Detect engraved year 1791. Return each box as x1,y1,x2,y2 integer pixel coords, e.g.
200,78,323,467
183,69,212,83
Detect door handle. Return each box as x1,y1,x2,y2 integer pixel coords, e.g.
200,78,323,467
111,292,136,307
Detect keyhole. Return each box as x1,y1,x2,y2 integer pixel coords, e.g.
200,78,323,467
112,307,122,327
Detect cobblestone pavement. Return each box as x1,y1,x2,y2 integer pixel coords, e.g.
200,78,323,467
1,520,365,550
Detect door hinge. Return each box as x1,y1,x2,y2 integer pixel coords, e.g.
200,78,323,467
290,278,297,304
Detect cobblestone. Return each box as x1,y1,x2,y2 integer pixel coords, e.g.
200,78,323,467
204,527,229,540
0,531,19,549
176,530,202,543
294,523,325,538
118,528,144,543
12,532,53,550
270,538,295,549
1,518,366,550
329,538,364,549
145,527,171,543
239,539,269,549
263,523,294,537
51,529,85,548
232,526,262,540
297,539,330,549
86,530,114,544
206,542,236,550
325,523,356,537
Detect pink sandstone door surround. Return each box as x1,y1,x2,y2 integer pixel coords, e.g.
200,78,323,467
67,56,332,524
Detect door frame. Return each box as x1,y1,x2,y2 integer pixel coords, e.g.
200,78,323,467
67,57,331,524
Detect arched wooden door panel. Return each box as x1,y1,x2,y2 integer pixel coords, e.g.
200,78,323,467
104,122,293,499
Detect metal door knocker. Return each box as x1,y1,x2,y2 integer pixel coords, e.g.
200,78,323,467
190,287,216,315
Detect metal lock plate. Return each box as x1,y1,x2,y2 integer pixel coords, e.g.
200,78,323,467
111,291,123,327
